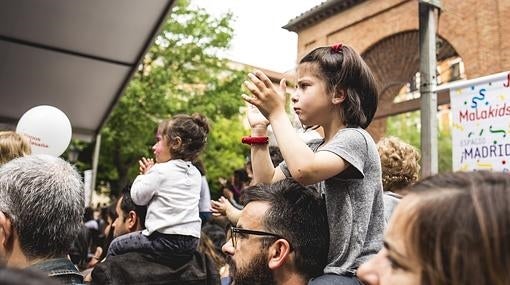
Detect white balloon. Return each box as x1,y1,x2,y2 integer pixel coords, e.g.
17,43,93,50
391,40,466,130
16,105,72,157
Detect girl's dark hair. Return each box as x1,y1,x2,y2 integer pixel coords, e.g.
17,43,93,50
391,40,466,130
159,113,210,161
402,171,510,285
299,45,378,129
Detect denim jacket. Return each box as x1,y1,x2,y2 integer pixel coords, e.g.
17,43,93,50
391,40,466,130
30,258,84,285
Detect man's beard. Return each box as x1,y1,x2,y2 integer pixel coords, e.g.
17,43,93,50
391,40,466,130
227,250,275,285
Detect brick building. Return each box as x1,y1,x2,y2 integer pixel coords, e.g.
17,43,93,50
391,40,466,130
283,0,510,139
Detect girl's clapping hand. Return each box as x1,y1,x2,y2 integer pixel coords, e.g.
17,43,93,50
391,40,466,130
138,157,154,174
242,70,287,120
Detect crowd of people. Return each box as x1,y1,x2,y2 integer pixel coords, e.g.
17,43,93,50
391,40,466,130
0,43,508,285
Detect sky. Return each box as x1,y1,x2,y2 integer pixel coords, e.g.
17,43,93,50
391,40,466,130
190,0,325,73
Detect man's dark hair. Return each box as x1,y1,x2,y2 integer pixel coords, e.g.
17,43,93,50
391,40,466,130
240,178,329,280
120,184,147,227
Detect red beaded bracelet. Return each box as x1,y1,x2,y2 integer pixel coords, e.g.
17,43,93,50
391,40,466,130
241,136,269,145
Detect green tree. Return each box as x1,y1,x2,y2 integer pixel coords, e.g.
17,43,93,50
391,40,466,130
98,0,247,196
385,110,452,174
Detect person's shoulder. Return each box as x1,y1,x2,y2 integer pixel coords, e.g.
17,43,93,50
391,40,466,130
91,252,179,284
324,128,370,148
92,251,219,285
384,191,402,200
93,251,217,278
336,128,378,149
84,219,99,230
93,252,146,271
151,160,188,176
336,127,370,139
146,162,165,174
161,159,198,172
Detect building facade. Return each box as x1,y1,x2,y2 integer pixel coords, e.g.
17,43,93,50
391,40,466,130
284,0,510,139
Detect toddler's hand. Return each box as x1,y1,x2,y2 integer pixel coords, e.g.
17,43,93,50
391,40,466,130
139,157,154,174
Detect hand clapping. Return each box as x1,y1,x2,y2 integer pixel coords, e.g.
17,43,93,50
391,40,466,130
139,157,154,175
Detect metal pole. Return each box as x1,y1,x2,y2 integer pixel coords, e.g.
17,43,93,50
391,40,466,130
419,0,441,177
91,134,101,206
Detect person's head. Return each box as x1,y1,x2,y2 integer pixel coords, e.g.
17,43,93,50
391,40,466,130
357,171,510,285
244,157,253,180
0,155,84,266
0,131,31,165
153,113,209,163
68,225,92,270
377,136,420,195
222,179,329,285
202,221,227,258
198,230,225,270
83,206,95,222
294,44,378,129
232,169,249,189
112,185,147,238
98,201,118,261
269,146,283,167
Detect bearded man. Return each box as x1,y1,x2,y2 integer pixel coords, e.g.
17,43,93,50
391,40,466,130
222,179,329,285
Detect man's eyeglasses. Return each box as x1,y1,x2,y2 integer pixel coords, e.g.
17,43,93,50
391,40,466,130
229,226,285,248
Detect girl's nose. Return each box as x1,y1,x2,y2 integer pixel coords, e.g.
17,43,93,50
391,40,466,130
291,92,299,103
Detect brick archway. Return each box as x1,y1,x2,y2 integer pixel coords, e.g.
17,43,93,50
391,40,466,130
284,0,510,139
362,31,458,139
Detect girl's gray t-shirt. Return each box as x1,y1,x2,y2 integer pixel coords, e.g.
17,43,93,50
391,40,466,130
280,128,384,275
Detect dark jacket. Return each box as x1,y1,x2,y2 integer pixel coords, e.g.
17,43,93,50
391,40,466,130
30,258,84,285
90,251,220,285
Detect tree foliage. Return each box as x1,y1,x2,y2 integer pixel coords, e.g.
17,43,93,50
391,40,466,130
385,110,452,174
98,0,248,196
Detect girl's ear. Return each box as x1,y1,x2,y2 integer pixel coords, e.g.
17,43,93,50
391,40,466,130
332,89,346,105
170,136,182,150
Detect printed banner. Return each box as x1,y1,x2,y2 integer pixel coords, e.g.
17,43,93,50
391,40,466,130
451,72,510,172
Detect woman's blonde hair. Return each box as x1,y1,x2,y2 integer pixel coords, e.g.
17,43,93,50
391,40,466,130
377,136,420,194
0,131,32,165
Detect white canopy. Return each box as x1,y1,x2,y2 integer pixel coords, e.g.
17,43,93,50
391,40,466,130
0,0,176,141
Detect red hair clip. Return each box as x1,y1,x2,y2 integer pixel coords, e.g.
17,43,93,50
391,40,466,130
331,43,343,53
